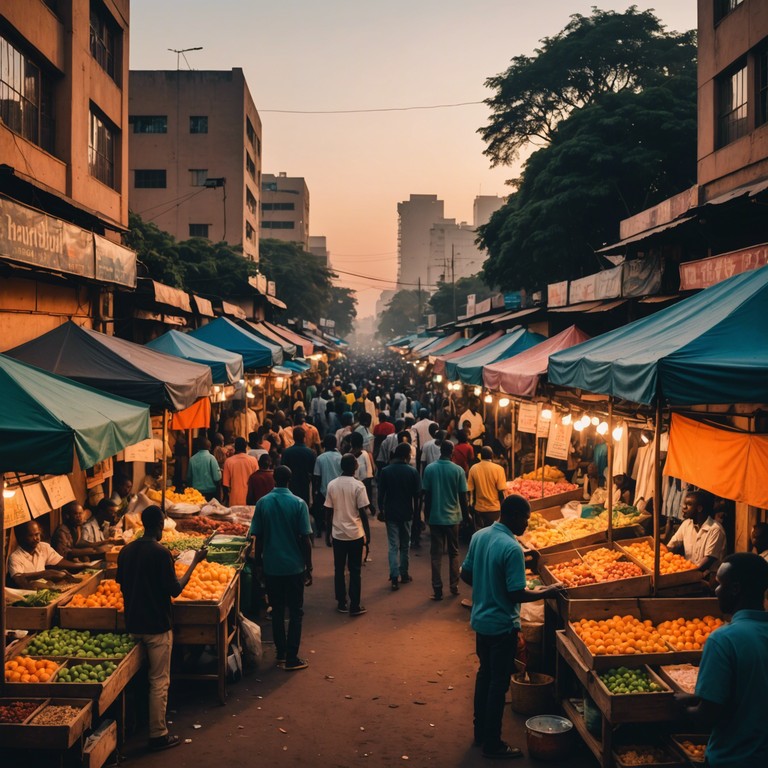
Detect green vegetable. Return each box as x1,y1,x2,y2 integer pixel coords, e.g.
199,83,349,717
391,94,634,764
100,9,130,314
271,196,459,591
599,667,664,694
11,589,60,607
26,628,136,658
56,661,118,684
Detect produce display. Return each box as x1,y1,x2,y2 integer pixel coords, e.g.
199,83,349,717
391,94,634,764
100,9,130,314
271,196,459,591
556,517,605,538
622,541,697,574
56,661,117,683
656,618,724,652
29,704,82,726
546,548,644,588
548,558,597,587
10,589,61,607
25,628,136,659
572,616,670,656
0,701,41,723
5,657,60,683
161,533,207,552
505,478,579,501
173,560,235,601
614,746,678,766
522,527,567,550
660,664,699,694
67,580,124,611
174,517,249,536
520,465,565,482
146,487,206,505
598,667,665,694
676,739,706,761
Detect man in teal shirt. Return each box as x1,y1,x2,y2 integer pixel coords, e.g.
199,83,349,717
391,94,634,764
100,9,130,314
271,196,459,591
251,465,313,671
461,494,564,759
186,438,221,500
422,441,468,600
684,552,768,767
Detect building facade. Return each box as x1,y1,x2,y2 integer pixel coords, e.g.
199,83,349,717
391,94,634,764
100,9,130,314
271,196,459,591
427,219,485,287
0,0,135,348
473,195,504,228
128,68,262,262
261,172,310,250
396,194,444,289
308,235,329,266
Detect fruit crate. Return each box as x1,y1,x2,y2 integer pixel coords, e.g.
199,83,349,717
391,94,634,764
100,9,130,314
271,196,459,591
172,570,240,627
11,629,137,662
538,542,652,599
669,734,707,765
0,698,93,750
58,574,125,631
6,573,99,631
590,665,675,722
617,537,706,590
528,488,583,512
613,745,683,768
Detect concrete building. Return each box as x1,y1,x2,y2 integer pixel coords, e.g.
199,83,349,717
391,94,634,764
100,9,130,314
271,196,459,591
0,0,135,348
261,172,310,250
473,195,504,228
128,68,262,262
427,219,486,287
396,194,444,289
309,235,329,266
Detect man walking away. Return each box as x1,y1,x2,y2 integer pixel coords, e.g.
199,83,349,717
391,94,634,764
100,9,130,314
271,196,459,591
281,426,316,506
378,443,420,590
468,447,508,528
251,466,313,671
186,437,222,501
461,494,564,759
117,505,207,751
325,453,371,616
222,437,259,506
312,434,342,537
422,441,469,600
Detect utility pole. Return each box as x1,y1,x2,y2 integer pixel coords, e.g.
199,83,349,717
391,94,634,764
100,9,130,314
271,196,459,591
418,277,422,326
451,244,457,322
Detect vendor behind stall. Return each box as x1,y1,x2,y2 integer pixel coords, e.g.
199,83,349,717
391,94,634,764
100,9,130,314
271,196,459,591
667,491,726,574
8,520,88,588
51,501,111,562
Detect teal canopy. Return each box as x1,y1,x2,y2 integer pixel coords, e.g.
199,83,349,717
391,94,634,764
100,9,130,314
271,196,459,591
429,333,483,357
0,354,151,474
146,330,244,385
189,317,282,369
239,320,296,359
446,327,546,385
547,265,768,405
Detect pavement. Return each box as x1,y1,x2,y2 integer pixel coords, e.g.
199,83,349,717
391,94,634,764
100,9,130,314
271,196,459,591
121,517,597,767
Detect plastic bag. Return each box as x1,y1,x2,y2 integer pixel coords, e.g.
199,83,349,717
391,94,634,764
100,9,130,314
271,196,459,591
239,612,262,667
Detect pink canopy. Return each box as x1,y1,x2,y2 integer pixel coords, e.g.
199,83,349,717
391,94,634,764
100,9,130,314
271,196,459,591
482,326,590,396
432,331,503,375
413,332,461,358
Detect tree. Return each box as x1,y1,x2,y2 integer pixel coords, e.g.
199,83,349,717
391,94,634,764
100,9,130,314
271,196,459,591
377,289,430,340
323,286,357,338
480,7,697,165
428,274,496,326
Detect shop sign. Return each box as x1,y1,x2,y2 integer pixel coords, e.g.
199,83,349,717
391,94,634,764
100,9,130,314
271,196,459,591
517,402,538,434
679,244,768,290
41,475,75,509
547,281,568,307
546,418,573,461
475,298,492,315
466,294,476,316
124,439,156,463
569,273,597,304
94,234,137,287
594,265,623,299
623,255,662,297
3,492,30,528
537,412,551,438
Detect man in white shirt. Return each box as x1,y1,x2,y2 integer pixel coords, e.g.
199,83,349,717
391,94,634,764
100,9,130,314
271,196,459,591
420,426,443,471
412,408,437,465
667,491,727,574
324,454,371,616
459,400,485,447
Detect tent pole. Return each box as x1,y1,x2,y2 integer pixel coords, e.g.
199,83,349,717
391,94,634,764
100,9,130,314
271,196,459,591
161,410,168,513
510,401,516,480
607,397,614,545
653,397,662,596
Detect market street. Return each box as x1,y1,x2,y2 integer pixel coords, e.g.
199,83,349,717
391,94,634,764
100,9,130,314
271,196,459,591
124,519,592,768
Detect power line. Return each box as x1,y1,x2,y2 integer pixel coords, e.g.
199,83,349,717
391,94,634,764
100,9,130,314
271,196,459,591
261,100,483,115
331,266,438,290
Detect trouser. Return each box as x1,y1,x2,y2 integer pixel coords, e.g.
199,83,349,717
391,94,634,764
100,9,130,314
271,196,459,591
412,497,424,541
473,630,519,751
332,536,364,609
386,520,412,580
429,523,460,593
265,572,305,664
311,493,326,536
363,478,375,511
132,630,173,739
475,510,500,528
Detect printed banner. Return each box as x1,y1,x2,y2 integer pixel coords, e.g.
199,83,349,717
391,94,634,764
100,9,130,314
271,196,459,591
547,281,568,307
546,418,573,461
517,402,538,434
679,244,768,290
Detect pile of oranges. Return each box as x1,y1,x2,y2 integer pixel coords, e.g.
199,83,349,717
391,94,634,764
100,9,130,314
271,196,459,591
549,558,597,587
5,656,59,683
573,615,670,656
622,541,697,574
174,561,234,601
656,616,724,651
68,579,124,611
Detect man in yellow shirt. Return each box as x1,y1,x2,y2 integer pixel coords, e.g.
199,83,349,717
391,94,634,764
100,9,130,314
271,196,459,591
467,447,507,528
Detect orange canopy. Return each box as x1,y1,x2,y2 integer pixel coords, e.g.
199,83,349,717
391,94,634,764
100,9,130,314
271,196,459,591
169,397,211,430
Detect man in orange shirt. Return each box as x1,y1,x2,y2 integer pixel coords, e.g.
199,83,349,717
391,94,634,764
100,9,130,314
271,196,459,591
222,437,260,506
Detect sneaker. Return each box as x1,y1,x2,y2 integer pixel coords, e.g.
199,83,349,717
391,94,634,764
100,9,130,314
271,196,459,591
276,656,286,668
337,603,349,613
148,734,181,751
430,591,443,601
391,579,399,591
349,606,367,616
450,586,460,596
400,574,413,583
284,658,309,671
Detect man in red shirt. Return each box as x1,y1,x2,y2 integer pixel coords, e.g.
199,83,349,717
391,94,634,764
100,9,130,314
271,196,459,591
222,437,259,506
246,454,275,506
452,429,475,476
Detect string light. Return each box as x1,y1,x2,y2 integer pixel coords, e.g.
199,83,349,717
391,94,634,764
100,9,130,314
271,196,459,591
596,421,609,436
591,416,600,426
541,408,553,421
562,413,572,425
433,374,443,383
499,398,510,408
573,420,585,432
473,386,482,397
612,425,624,441
484,394,493,404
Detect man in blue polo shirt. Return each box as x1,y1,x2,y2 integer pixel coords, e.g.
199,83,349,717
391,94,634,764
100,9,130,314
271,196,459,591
461,494,565,760
683,552,768,767
252,465,313,672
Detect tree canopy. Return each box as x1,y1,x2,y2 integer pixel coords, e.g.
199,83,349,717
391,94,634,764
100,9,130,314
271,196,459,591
377,289,429,340
323,286,357,338
429,274,497,326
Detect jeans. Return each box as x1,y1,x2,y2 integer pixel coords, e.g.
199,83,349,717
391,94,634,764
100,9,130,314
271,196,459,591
429,523,460,593
473,630,518,751
386,520,412,580
265,572,305,664
333,536,364,609
132,630,173,739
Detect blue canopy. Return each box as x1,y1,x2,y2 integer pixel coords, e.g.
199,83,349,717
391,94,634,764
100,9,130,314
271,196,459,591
281,360,311,373
446,327,546,385
188,317,282,369
146,330,244,385
547,264,768,405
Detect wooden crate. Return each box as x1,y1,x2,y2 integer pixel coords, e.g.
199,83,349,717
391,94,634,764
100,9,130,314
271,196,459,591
6,574,98,631
613,746,683,767
590,665,675,722
172,572,239,626
528,487,583,511
656,664,699,695
0,698,92,750
83,719,118,768
11,630,138,662
59,574,125,631
669,734,707,765
617,537,706,590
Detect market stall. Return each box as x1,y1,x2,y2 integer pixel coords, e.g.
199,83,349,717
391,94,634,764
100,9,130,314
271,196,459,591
189,316,283,368
147,330,244,385
432,331,503,376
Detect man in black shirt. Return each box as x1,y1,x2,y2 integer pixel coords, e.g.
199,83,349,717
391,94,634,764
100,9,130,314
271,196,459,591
281,426,316,505
117,505,207,751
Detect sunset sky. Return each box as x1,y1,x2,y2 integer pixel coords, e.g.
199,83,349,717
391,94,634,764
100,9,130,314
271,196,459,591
130,1,698,318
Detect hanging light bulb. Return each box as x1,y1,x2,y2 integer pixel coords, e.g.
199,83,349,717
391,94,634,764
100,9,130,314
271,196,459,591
591,416,600,426
541,408,553,421
473,386,482,397
596,421,609,435
484,394,493,404
641,431,650,445
612,425,624,441
562,413,572,425
254,377,263,387
434,374,443,383
499,397,510,408
573,420,585,432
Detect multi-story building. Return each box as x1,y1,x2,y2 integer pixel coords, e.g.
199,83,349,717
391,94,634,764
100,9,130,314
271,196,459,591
0,0,135,348
308,235,329,266
427,219,486,287
396,194,444,289
261,172,310,250
128,68,262,262
473,195,504,228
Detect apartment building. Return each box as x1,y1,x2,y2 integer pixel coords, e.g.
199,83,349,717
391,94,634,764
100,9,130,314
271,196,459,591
309,235,329,266
261,172,310,250
396,194,444,289
128,68,262,261
0,0,135,348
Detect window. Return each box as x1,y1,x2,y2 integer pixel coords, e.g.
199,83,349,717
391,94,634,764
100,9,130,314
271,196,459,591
261,221,295,230
262,181,277,192
246,117,256,146
89,109,116,188
759,49,768,128
717,63,748,147
716,0,744,23
261,202,295,211
189,169,208,186
90,1,119,81
245,151,256,180
246,188,257,215
189,115,208,134
130,115,167,133
245,221,256,242
0,36,54,153
134,169,166,188
189,224,209,238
